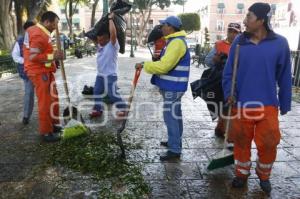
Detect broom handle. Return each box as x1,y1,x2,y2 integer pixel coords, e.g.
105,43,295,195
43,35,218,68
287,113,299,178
147,43,154,57
224,44,240,146
55,24,71,104
126,67,142,114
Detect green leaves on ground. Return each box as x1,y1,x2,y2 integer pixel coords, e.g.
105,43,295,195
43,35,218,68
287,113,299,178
41,132,150,198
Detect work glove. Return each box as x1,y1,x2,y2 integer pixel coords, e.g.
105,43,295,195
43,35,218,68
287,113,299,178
135,62,144,69
226,96,236,106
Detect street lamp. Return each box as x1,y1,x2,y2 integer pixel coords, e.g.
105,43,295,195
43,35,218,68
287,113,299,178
130,11,134,57
129,0,135,57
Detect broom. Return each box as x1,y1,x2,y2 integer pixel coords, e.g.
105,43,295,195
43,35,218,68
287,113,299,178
55,25,90,140
117,67,142,158
207,44,240,170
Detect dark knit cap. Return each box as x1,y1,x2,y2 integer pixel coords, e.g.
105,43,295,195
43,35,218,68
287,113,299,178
249,2,271,19
249,2,272,31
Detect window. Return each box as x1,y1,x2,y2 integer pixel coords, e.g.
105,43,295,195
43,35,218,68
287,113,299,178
148,19,154,30
216,20,224,31
271,4,276,15
74,22,80,30
217,3,225,14
237,3,244,14
62,22,68,31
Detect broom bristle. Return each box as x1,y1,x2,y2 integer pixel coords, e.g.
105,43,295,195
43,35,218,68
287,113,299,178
62,119,89,140
207,154,234,170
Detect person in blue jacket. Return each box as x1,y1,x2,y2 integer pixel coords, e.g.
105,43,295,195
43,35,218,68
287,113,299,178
222,3,292,195
11,21,35,125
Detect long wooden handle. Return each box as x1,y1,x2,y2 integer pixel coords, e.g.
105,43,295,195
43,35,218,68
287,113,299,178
224,44,240,143
55,24,71,104
127,68,142,108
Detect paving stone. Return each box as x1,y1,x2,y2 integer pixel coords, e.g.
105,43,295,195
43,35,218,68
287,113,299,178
142,163,167,180
164,162,201,180
284,148,300,161
148,180,190,199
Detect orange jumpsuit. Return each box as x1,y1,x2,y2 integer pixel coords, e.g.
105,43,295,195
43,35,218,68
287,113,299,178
214,40,231,135
230,106,281,180
153,37,166,60
23,23,59,135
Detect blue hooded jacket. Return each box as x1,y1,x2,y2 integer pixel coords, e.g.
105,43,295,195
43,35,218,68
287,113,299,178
222,31,292,114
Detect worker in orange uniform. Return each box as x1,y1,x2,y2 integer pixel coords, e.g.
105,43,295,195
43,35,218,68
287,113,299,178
223,3,292,195
152,37,166,61
204,23,241,142
23,11,64,142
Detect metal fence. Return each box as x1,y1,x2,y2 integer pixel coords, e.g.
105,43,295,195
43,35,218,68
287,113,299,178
0,56,17,78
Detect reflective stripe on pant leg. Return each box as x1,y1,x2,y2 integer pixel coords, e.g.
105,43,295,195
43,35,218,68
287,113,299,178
254,106,280,181
255,159,273,180
232,108,255,179
235,160,252,177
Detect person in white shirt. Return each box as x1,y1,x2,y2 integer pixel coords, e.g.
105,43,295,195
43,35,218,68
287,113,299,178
89,12,126,118
11,21,35,125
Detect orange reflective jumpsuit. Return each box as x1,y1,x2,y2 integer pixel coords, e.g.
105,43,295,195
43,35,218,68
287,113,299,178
230,106,281,180
153,37,166,60
214,40,231,135
23,23,59,135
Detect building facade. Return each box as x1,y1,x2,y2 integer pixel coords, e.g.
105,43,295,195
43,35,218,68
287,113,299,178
198,0,295,47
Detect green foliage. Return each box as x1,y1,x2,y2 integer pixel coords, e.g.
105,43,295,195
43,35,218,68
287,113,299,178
178,13,200,32
172,0,187,6
40,132,150,198
0,50,10,56
134,0,171,10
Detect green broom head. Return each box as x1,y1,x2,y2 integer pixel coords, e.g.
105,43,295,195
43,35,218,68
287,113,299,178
62,119,89,140
207,149,234,171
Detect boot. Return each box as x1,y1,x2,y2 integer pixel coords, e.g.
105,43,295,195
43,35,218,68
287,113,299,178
232,177,247,188
260,179,272,195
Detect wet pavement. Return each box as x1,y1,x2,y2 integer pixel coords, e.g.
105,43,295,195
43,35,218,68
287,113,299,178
1,48,300,198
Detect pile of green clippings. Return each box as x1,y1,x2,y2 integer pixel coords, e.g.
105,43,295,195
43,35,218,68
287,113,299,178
42,132,150,198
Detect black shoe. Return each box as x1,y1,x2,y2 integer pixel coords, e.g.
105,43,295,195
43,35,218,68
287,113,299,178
22,117,29,125
53,125,63,133
42,133,61,142
159,151,181,161
214,128,225,138
232,177,247,188
260,179,271,195
226,142,234,151
160,141,168,147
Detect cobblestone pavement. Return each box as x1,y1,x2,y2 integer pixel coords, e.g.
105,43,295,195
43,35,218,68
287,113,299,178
1,48,300,198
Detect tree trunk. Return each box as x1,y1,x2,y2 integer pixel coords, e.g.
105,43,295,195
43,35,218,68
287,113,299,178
14,0,24,35
136,5,152,46
90,0,99,28
68,0,73,37
0,0,15,50
27,0,47,21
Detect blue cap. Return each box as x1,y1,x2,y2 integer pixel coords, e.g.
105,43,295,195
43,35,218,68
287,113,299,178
159,16,182,29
